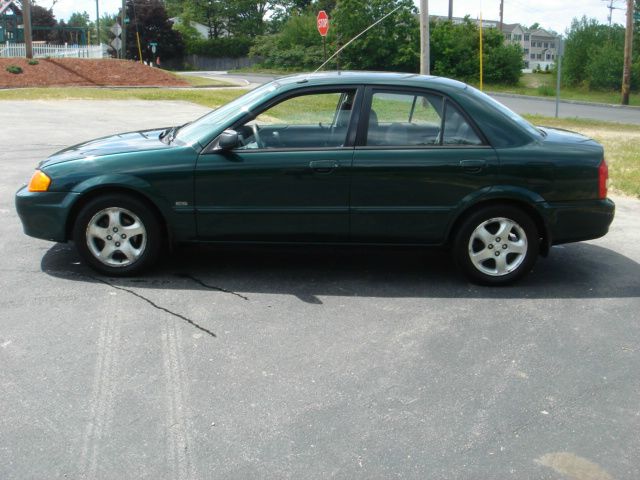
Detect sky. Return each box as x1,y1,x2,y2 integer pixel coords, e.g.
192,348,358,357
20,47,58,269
46,0,627,36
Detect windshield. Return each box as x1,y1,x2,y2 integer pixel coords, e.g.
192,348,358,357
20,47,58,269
466,85,542,138
174,81,281,147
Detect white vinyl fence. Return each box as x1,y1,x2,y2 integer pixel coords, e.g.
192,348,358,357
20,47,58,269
0,42,108,59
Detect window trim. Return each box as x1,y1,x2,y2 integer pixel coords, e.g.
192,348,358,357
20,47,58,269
355,85,491,149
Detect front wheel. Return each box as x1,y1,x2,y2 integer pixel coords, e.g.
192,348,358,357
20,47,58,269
72,194,162,276
453,205,539,285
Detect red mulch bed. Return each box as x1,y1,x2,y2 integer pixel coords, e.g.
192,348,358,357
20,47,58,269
0,58,189,88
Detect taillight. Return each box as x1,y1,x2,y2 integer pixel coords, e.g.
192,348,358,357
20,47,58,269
598,159,608,199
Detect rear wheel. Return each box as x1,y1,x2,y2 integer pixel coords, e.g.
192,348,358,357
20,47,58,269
453,205,539,285
72,194,162,276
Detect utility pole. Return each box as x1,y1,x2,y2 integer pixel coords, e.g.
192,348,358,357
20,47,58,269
23,0,33,59
96,0,100,46
420,0,430,74
499,0,504,31
121,0,127,59
621,0,634,104
448,0,453,20
555,36,563,117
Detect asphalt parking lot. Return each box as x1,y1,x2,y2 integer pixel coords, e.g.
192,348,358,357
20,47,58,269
1,100,639,479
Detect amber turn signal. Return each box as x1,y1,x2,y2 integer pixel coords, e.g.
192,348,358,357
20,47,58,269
28,170,51,192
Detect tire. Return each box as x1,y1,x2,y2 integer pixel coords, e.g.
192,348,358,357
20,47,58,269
72,194,162,276
453,205,539,286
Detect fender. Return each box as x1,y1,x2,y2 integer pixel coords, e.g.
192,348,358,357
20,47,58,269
444,185,552,252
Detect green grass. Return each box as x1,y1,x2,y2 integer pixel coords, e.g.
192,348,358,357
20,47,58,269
230,66,303,76
0,86,637,198
0,86,247,109
176,74,235,87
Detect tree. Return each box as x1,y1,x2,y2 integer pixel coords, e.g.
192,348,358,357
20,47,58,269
98,13,118,46
428,17,522,84
30,3,56,42
331,0,419,72
563,16,638,90
121,0,185,63
68,11,90,28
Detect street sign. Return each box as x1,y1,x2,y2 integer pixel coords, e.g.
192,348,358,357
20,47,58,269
110,23,122,37
317,10,329,37
110,37,122,51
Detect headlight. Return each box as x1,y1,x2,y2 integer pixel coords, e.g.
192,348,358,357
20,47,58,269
28,170,51,192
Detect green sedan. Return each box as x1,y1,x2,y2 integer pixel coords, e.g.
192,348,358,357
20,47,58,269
15,72,615,285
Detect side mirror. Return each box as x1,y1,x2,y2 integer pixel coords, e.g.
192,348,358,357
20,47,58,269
218,129,239,150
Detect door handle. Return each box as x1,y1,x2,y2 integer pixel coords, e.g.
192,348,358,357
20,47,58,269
309,160,339,174
459,159,487,173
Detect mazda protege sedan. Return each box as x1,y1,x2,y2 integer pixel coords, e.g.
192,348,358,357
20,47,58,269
16,72,615,285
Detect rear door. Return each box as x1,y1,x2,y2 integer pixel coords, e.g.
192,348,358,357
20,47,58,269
350,87,499,244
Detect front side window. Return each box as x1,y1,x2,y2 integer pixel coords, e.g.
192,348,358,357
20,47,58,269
367,91,443,146
235,90,356,150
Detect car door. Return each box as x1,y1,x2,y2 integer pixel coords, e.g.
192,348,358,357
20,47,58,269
350,87,499,244
194,86,362,242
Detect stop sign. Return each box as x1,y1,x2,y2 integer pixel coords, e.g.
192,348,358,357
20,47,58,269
317,10,329,37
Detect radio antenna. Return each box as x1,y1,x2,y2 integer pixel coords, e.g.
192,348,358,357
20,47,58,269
314,4,404,73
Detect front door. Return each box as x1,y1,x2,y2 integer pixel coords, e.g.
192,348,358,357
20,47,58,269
195,87,361,243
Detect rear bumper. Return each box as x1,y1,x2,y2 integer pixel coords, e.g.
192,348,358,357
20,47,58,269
543,198,615,245
15,187,80,242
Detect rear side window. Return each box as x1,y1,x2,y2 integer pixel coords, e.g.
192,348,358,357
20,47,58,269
367,91,443,147
442,102,483,146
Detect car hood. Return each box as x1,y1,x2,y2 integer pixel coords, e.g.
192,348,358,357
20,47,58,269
40,128,173,167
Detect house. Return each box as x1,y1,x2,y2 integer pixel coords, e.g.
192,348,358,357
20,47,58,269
503,23,558,71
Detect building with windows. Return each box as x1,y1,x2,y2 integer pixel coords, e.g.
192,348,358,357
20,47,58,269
433,16,558,72
502,23,558,71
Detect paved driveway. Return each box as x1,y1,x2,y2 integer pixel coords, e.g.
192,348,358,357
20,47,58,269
1,100,639,479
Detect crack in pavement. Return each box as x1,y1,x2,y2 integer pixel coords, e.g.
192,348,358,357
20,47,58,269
174,273,249,301
45,269,217,338
92,276,217,338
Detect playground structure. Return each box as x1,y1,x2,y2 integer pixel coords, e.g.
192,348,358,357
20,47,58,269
0,0,91,47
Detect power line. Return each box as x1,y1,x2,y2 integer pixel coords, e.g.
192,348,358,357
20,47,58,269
603,0,624,26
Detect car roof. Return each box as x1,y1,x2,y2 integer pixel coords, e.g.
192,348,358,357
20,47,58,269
275,71,469,91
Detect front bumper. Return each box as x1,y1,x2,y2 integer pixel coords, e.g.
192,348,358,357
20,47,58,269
15,187,81,242
544,198,615,245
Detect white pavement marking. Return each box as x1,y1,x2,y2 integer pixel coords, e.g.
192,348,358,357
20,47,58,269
77,315,122,479
161,321,197,480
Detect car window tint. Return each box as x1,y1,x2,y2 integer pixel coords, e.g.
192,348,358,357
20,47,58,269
367,92,443,147
442,102,483,146
236,91,355,150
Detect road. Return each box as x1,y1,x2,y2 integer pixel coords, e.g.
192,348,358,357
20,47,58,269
184,71,640,125
1,100,639,479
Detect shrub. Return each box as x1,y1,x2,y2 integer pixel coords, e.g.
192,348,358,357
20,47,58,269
5,65,23,74
28,59,39,66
